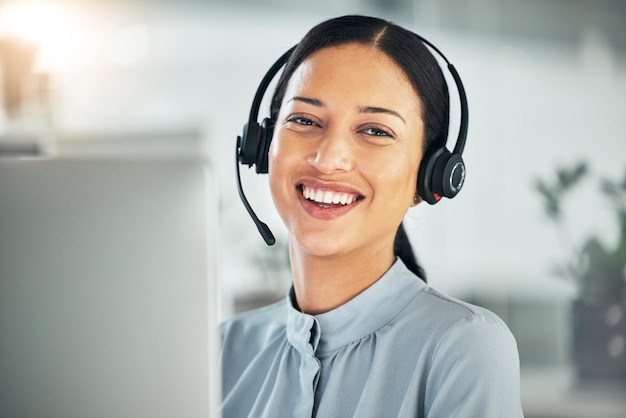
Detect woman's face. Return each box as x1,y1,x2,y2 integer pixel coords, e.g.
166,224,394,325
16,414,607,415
269,43,424,258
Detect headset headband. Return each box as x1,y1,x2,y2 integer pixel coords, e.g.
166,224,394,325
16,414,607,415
244,37,468,159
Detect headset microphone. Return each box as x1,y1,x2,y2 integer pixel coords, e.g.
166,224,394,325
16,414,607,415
235,135,276,246
235,47,294,246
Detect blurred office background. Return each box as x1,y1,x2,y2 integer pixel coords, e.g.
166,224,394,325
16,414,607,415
0,0,625,416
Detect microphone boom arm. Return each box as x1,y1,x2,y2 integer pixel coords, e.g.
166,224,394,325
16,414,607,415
235,137,276,246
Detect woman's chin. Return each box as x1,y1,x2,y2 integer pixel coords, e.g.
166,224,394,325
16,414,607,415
290,230,352,259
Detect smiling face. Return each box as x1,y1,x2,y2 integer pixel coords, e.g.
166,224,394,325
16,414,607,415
268,43,424,260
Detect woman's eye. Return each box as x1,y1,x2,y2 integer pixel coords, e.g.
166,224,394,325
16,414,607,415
286,116,318,127
361,126,395,139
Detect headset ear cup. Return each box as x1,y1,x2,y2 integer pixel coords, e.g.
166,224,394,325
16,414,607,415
255,118,273,174
239,122,261,166
432,151,465,198
417,148,443,205
417,148,465,204
446,153,466,197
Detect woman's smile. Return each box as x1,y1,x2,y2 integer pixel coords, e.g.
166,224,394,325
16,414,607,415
296,180,365,220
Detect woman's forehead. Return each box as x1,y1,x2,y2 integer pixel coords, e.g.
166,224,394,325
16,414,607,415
283,43,422,117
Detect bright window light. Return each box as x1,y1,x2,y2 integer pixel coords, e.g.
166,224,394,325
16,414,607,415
0,1,84,72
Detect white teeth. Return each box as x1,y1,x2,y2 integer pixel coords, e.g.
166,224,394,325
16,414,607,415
302,186,358,206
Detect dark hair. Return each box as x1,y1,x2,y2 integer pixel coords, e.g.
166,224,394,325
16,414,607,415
270,15,450,282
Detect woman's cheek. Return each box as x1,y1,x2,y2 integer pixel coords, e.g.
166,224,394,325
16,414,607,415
268,136,290,214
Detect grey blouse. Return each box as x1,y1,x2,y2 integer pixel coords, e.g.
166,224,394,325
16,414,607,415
220,259,523,417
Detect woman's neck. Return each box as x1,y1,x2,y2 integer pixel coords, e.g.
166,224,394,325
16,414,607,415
288,240,396,315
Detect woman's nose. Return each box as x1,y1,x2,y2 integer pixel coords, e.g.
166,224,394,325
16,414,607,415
306,130,355,173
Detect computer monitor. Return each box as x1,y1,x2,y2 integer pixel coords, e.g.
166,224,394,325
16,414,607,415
0,158,219,418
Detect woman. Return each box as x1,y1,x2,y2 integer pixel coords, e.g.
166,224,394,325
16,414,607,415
222,15,523,417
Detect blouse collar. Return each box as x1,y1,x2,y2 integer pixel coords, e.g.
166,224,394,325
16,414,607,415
285,259,427,355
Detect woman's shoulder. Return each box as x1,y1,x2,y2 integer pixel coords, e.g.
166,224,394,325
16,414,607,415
408,287,523,416
220,298,288,344
417,286,507,326
396,283,516,351
390,261,509,335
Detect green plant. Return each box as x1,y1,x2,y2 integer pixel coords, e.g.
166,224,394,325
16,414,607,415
535,162,626,304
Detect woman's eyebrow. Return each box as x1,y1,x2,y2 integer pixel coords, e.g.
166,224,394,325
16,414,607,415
287,96,324,107
358,106,406,124
287,97,406,125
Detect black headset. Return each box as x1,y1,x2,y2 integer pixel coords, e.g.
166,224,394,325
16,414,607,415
236,35,468,246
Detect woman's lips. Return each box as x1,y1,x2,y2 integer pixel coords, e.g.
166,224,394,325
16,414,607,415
296,182,364,219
